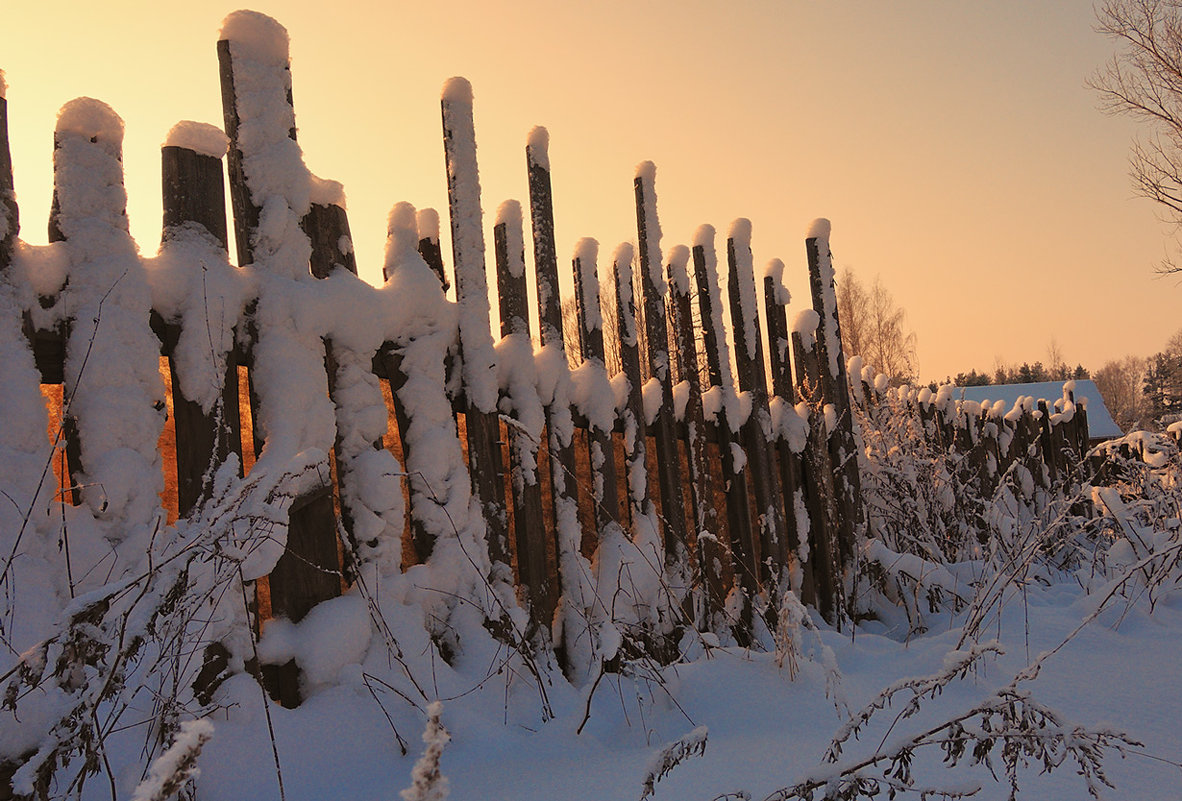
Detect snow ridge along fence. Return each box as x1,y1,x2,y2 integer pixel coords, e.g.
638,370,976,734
0,11,1094,712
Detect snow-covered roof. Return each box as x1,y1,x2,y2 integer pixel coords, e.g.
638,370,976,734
955,379,1122,440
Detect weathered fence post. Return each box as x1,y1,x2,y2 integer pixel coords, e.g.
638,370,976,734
572,240,621,532
692,226,757,638
441,77,511,570
763,260,806,590
726,221,788,588
527,130,598,677
218,17,342,705
791,314,844,626
805,219,862,577
492,201,552,635
666,246,725,629
158,131,243,518
0,79,16,270
634,164,690,602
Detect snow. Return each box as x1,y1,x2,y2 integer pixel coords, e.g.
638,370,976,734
163,121,230,158
0,69,6,100
220,10,290,65
956,380,1121,439
666,244,690,294
527,125,550,172
416,208,440,244
634,161,664,300
574,237,602,334
728,218,759,362
309,175,347,208
763,257,791,304
56,97,124,153
806,217,831,240
441,76,498,414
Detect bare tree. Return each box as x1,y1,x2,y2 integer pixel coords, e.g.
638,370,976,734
1094,354,1150,432
836,267,918,384
1091,0,1182,272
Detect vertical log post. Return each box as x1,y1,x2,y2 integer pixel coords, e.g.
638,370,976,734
791,319,844,626
692,227,757,638
634,164,690,598
666,247,725,629
0,81,16,272
805,220,862,577
441,78,511,570
218,27,341,706
527,130,597,672
159,137,243,517
493,204,551,634
763,264,805,587
572,241,621,531
726,223,788,588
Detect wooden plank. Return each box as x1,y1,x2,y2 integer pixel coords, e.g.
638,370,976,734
527,132,596,671
791,326,844,626
217,34,340,706
726,229,787,585
805,224,861,572
0,91,17,271
667,248,724,629
571,243,621,531
441,78,510,572
691,234,756,638
493,212,551,630
634,167,689,592
160,144,242,518
763,271,805,581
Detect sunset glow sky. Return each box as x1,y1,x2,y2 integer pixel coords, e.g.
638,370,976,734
2,1,1175,381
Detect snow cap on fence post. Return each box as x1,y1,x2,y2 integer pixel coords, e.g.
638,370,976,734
0,69,6,100
441,75,498,414
527,125,550,171
613,241,636,345
163,121,229,158
666,244,691,295
728,217,759,362
763,257,790,305
574,237,601,335
219,10,290,65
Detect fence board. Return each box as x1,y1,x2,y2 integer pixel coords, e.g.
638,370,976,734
160,144,243,517
634,168,689,594
726,230,787,585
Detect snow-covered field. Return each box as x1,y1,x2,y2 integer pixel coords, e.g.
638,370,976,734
180,568,1179,801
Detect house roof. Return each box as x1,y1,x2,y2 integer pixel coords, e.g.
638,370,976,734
955,379,1123,440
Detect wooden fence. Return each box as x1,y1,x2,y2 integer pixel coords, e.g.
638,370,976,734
0,12,1094,706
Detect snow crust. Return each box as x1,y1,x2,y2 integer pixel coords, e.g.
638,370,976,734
806,217,831,240
164,121,230,158
56,97,124,155
416,207,440,244
527,125,550,172
728,218,759,361
574,238,602,333
763,257,790,305
219,10,290,65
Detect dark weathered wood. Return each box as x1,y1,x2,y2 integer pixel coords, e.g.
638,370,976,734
1037,400,1058,484
493,216,551,628
217,37,341,709
527,135,592,668
763,273,804,573
791,328,843,626
614,247,653,531
572,246,621,531
806,229,862,571
441,83,511,578
667,251,724,629
726,234,787,585
691,239,756,637
160,144,242,517
0,93,17,271
634,171,689,589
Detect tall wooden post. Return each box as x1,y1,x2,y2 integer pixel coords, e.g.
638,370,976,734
218,24,341,705
805,220,862,575
572,240,621,531
493,204,552,635
692,227,756,638
666,247,725,629
0,82,16,271
726,223,787,586
763,264,805,583
441,78,511,570
159,136,243,517
634,164,689,598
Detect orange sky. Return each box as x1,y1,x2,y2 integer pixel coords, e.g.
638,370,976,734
1,1,1174,382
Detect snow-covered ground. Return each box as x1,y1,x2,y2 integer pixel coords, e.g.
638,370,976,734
182,566,1181,801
